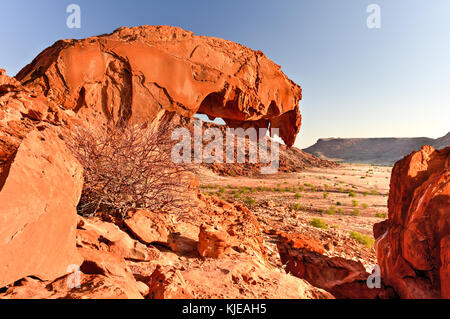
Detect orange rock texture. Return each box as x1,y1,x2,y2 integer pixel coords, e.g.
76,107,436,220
16,25,302,147
0,127,83,287
276,232,395,299
374,146,450,298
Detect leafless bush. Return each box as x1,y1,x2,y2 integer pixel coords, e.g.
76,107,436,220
66,121,191,218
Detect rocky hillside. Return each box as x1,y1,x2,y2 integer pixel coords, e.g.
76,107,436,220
0,26,448,299
303,133,450,165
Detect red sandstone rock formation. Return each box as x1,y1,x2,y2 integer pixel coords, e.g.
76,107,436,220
15,25,302,147
147,257,333,299
0,127,83,288
76,216,160,262
124,209,174,245
374,145,450,299
0,274,142,299
276,232,395,299
0,70,75,170
197,224,231,258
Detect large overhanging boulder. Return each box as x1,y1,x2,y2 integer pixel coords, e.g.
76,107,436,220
15,25,302,146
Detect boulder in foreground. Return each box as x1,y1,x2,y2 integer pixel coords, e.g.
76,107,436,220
374,145,450,298
0,127,83,288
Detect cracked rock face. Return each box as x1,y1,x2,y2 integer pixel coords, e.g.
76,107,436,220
15,25,302,146
374,145,450,298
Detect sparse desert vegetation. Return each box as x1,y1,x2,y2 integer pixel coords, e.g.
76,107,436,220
310,218,329,229
198,163,390,245
349,231,375,248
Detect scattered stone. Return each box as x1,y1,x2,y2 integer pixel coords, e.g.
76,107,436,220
197,224,231,258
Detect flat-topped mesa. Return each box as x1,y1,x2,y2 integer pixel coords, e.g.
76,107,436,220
15,25,302,146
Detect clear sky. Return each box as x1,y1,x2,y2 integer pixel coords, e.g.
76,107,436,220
1,0,449,148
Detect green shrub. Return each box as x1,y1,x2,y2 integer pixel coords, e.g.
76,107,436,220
375,212,386,218
352,209,361,216
352,200,359,207
324,206,336,215
371,189,378,195
361,203,369,209
336,201,342,206
310,218,329,229
362,191,368,197
294,193,302,199
323,192,329,199
245,196,256,207
238,187,248,194
348,190,356,197
293,203,308,211
337,208,344,214
349,231,374,248
232,190,241,199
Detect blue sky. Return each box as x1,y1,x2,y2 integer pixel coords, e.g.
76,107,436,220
1,0,449,148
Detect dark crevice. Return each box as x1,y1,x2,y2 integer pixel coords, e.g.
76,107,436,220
73,87,86,113
0,150,17,192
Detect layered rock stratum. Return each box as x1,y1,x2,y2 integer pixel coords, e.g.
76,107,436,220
304,134,450,165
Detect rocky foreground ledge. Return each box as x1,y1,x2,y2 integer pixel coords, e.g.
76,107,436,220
0,26,448,299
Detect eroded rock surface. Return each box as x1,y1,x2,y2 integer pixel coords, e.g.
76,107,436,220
15,25,302,146
276,232,395,298
0,127,83,287
374,146,450,298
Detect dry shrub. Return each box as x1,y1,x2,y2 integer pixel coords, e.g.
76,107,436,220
66,121,190,218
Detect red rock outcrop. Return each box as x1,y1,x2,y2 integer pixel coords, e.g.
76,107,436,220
0,274,143,299
77,248,143,298
0,70,75,171
374,145,450,299
76,216,160,262
147,265,194,299
197,224,231,258
147,258,333,299
15,25,302,146
276,232,395,299
0,127,83,288
124,209,174,245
